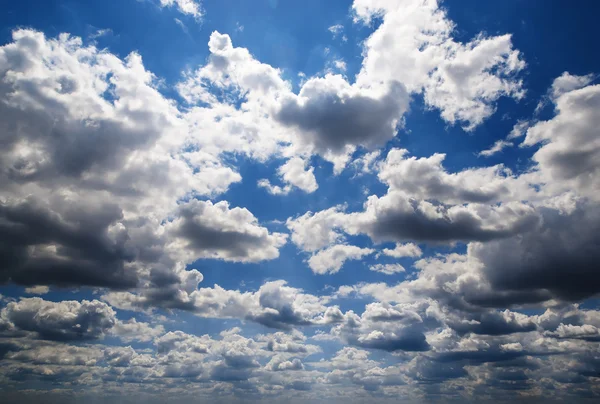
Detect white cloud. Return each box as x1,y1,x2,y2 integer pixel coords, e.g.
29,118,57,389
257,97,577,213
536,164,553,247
24,286,49,295
381,243,422,258
328,24,344,39
286,206,348,252
308,244,375,275
354,0,525,130
111,318,166,343
369,263,406,275
478,140,513,157
159,0,203,19
258,157,318,195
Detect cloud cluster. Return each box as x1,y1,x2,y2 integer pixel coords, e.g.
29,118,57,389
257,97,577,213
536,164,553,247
1,0,599,402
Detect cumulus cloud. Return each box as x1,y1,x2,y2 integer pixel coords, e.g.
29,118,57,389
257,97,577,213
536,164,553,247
165,199,287,263
307,244,375,275
103,280,335,331
381,243,422,258
2,1,600,402
111,318,165,343
258,157,318,195
0,29,242,292
353,0,525,130
159,0,203,19
523,77,600,199
1,297,116,341
276,75,408,155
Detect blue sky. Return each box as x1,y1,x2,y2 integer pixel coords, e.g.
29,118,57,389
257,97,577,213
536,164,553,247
1,0,600,403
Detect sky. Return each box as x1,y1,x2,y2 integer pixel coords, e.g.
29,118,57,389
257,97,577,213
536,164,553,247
0,0,599,402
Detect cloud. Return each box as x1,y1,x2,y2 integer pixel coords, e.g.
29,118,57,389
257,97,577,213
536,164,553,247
0,29,241,291
286,206,348,252
258,157,318,195
478,140,513,157
353,0,525,130
165,199,288,263
473,201,600,302
307,244,375,275
159,0,203,19
327,302,432,352
523,78,600,200
328,24,345,39
0,197,138,289
104,280,335,331
1,297,116,341
369,263,406,275
381,243,422,258
24,286,49,295
377,149,528,204
111,318,165,343
276,75,408,155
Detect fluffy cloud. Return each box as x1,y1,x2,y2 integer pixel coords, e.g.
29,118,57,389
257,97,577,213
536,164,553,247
0,29,243,292
276,75,408,155
111,318,165,343
381,243,422,258
159,0,203,19
523,77,600,200
258,157,318,195
165,199,288,263
307,244,375,275
1,1,600,401
1,297,116,341
353,0,525,130
103,280,336,330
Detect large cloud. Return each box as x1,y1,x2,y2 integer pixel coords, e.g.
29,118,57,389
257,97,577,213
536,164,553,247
0,29,246,292
353,0,525,130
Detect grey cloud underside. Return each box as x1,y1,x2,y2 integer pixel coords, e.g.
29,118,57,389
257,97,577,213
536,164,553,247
1,298,116,341
0,199,137,289
365,200,539,244
173,203,281,260
475,202,600,302
275,81,408,153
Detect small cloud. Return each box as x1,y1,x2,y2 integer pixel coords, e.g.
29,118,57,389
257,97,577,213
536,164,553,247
159,0,203,21
333,59,347,72
90,28,113,39
174,18,189,34
328,24,344,39
478,140,513,157
24,285,50,295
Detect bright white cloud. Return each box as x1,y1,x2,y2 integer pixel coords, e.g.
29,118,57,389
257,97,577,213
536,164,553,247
308,244,375,275
159,0,203,19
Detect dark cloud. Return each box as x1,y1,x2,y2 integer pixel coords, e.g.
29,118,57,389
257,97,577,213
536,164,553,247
450,311,536,336
406,357,468,383
350,329,430,352
0,198,138,289
167,199,286,263
365,196,540,244
474,203,600,302
276,77,407,154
